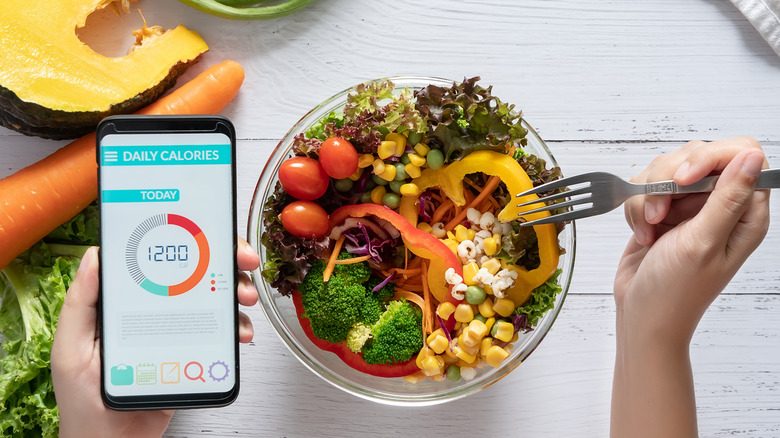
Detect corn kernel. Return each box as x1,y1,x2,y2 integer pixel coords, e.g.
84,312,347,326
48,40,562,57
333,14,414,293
480,337,494,356
455,346,477,364
437,302,456,320
459,333,478,349
417,222,433,233
403,371,426,384
483,316,496,333
421,355,444,375
370,186,386,204
446,231,456,241
358,154,375,168
483,237,499,256
400,183,421,197
466,229,477,241
427,333,449,355
413,143,430,156
493,321,514,342
462,262,479,286
454,303,474,323
454,224,469,242
404,163,421,178
441,239,458,254
481,258,501,275
385,133,407,156
442,351,459,364
377,165,396,181
478,299,496,318
485,345,510,368
372,159,386,175
465,319,489,341
347,167,363,181
378,141,397,159
406,153,426,167
427,329,444,343
493,298,515,317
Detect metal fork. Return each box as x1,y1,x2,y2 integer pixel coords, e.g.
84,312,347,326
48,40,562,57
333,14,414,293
515,169,780,226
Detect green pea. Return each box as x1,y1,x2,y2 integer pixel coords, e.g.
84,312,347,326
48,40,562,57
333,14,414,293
394,163,407,180
382,193,401,208
371,174,389,186
473,314,487,324
389,180,404,194
407,131,423,146
446,365,461,382
360,192,373,203
365,178,377,191
334,178,353,192
426,149,444,169
465,285,486,305
400,154,412,165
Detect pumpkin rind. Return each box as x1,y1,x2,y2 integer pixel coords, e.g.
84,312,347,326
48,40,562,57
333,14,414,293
0,0,209,140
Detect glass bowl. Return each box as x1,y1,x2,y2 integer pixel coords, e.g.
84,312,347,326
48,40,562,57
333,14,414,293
247,76,576,406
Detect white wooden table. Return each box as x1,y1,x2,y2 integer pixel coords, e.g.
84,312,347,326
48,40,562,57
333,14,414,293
2,0,779,436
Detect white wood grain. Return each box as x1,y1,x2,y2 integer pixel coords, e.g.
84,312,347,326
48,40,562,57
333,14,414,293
1,0,780,436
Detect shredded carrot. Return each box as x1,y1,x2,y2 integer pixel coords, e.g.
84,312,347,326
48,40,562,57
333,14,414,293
333,254,372,265
389,268,423,276
421,260,433,335
393,289,427,327
322,235,346,282
444,175,501,231
430,198,454,224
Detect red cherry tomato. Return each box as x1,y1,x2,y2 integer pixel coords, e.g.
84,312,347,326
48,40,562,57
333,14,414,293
280,201,329,238
318,137,359,179
278,156,329,200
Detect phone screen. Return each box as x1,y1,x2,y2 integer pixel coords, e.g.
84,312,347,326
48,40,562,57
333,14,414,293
97,116,237,408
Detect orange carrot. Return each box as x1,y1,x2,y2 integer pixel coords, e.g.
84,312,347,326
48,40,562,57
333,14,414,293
333,254,372,264
444,175,501,231
0,60,245,270
393,290,427,313
430,198,454,224
322,235,346,282
421,260,433,335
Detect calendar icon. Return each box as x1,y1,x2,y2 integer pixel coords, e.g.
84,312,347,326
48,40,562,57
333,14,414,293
136,363,156,385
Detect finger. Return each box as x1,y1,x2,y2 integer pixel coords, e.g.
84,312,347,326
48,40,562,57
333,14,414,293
726,185,770,262
659,193,709,226
642,149,691,224
689,149,764,251
238,311,254,343
237,271,258,307
673,136,764,185
237,237,260,272
55,247,100,345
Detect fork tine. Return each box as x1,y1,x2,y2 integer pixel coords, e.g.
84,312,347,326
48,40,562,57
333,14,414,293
518,196,592,217
519,207,596,227
514,172,601,198
516,185,592,208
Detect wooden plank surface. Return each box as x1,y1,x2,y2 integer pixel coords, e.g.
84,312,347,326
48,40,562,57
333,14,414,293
1,0,779,436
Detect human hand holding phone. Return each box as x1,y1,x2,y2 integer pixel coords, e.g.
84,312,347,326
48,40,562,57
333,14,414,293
52,239,259,438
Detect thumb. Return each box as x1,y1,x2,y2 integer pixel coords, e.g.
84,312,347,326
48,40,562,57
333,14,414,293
56,246,100,344
688,149,763,250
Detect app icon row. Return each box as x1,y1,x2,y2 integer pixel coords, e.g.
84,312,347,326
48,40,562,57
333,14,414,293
110,360,229,386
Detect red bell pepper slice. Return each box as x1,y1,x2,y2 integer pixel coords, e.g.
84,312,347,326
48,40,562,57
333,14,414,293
292,290,419,378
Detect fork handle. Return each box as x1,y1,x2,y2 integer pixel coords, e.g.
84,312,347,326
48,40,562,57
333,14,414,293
645,168,780,195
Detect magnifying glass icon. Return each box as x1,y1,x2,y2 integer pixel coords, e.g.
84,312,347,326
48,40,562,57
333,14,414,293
184,361,205,382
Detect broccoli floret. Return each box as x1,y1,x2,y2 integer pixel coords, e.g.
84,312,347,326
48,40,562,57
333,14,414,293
362,299,423,365
299,263,366,344
360,276,397,325
346,322,372,353
333,252,371,284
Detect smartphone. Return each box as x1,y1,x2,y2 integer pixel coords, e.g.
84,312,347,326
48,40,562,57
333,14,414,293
96,115,238,410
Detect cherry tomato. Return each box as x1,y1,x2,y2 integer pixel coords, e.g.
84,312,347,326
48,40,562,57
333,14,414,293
280,201,329,238
318,137,359,179
278,156,329,200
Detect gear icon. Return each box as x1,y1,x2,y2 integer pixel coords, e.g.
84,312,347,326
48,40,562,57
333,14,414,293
208,360,229,382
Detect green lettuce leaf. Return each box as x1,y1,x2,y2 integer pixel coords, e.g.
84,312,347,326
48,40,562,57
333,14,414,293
513,269,563,327
0,206,93,437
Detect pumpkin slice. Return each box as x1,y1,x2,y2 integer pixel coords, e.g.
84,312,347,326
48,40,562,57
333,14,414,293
0,0,209,140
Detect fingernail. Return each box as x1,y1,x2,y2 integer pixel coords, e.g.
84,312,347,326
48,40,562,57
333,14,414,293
644,202,658,223
742,152,763,178
673,161,691,181
78,246,97,272
634,226,648,246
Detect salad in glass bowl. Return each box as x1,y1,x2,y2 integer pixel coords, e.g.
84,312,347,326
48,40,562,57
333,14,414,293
248,76,575,404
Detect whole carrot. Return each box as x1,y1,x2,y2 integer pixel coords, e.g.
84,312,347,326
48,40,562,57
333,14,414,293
0,60,245,270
